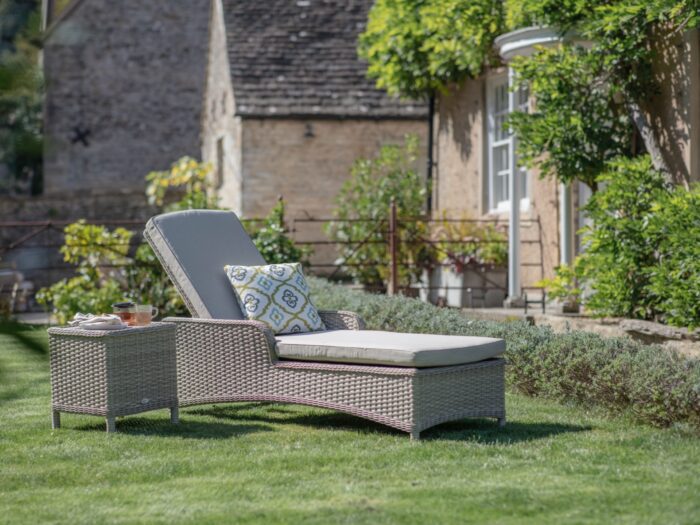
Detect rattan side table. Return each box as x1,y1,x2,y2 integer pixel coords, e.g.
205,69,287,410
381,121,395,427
48,322,178,433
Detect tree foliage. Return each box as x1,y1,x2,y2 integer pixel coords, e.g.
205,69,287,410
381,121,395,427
577,156,669,319
361,0,700,187
0,0,43,194
509,0,700,187
358,0,504,99
508,46,630,189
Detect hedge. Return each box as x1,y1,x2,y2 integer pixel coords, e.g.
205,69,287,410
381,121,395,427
309,277,700,429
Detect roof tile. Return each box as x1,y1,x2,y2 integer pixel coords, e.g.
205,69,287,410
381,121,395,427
221,0,426,118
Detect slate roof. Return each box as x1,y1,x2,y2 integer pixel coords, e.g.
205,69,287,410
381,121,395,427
221,0,426,118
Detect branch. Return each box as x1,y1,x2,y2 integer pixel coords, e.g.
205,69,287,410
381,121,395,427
627,99,688,188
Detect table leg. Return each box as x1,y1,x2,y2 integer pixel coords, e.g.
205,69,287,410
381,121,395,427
170,406,179,424
106,417,116,433
52,410,60,429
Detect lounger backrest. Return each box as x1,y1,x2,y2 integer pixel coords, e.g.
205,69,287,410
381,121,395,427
144,209,266,319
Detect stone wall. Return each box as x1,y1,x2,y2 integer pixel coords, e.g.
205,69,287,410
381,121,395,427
42,0,210,195
0,190,158,292
200,0,243,213
237,118,427,219
232,118,427,270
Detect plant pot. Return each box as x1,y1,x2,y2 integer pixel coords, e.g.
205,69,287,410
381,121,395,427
423,265,507,308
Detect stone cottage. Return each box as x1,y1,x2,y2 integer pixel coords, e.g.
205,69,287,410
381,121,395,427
201,0,427,222
432,26,700,304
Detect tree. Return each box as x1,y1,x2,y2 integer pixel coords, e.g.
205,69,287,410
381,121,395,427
509,0,700,187
0,0,43,194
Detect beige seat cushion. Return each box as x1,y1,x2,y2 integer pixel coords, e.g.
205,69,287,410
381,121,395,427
275,330,505,368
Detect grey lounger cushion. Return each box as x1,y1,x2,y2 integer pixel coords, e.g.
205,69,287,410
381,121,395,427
145,210,265,319
276,330,505,368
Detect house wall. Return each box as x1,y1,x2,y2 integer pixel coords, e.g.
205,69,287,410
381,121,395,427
232,118,426,269
434,27,700,293
435,74,560,290
201,0,242,213
42,0,210,197
237,118,427,218
646,28,700,183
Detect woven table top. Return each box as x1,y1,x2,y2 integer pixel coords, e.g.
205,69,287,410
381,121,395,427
47,321,175,338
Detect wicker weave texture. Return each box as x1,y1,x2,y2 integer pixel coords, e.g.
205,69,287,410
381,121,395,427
165,315,505,436
48,323,178,419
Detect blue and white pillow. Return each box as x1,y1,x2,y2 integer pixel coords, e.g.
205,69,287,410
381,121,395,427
224,262,326,334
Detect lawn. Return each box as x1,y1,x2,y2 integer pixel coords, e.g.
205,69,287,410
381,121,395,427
1,322,700,525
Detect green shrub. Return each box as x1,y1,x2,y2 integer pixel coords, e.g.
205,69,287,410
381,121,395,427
145,156,219,211
577,156,669,319
38,154,308,322
36,275,124,325
325,135,433,290
244,199,311,265
309,277,700,429
431,213,507,268
536,261,582,306
647,185,700,329
36,221,188,323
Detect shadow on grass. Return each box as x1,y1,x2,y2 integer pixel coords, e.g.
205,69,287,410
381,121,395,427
419,419,592,443
0,322,48,405
0,321,48,357
188,403,591,443
73,416,273,439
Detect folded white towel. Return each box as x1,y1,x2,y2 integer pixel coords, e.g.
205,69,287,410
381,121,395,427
69,313,127,330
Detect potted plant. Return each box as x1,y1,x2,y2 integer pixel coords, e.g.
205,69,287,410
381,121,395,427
423,214,508,308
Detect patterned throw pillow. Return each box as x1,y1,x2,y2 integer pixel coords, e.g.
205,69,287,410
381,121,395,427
223,262,326,335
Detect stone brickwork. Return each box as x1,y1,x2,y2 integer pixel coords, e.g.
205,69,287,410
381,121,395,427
200,0,242,213
646,28,700,184
234,118,427,271
238,119,427,220
42,0,210,196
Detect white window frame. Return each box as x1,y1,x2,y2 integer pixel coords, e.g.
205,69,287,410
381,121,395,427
486,74,530,213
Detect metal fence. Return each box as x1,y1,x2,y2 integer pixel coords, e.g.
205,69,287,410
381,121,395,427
0,207,544,312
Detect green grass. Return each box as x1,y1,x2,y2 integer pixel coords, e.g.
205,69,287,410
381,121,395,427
1,322,700,525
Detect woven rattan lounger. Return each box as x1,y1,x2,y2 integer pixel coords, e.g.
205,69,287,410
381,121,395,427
144,210,506,439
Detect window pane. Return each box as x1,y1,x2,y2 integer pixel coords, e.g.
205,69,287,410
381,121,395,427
494,144,509,172
495,114,509,141
487,77,531,210
517,84,529,111
495,83,508,113
494,145,510,205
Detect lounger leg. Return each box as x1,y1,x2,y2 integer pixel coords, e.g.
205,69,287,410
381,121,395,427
497,416,506,428
52,410,60,429
170,406,179,424
106,417,116,433
410,430,420,441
